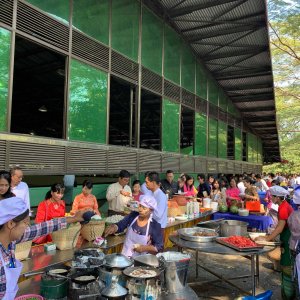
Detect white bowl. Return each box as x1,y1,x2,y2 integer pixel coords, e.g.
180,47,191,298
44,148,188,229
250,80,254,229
238,209,249,216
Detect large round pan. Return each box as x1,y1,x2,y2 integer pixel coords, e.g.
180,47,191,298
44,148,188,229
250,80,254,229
123,266,161,279
177,227,218,242
71,274,97,285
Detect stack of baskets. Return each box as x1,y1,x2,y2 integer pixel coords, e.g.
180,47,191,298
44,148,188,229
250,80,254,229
81,220,105,241
15,240,32,261
51,222,81,250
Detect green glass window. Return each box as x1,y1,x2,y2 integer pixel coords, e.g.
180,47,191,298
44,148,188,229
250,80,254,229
68,59,107,143
181,45,195,93
111,0,139,61
194,112,207,156
227,101,235,115
164,25,181,85
257,138,263,163
218,121,227,159
196,62,207,100
247,133,257,163
219,91,227,111
0,28,11,132
73,0,109,45
234,127,242,161
141,6,163,75
207,77,218,105
26,0,69,24
208,118,218,157
162,99,180,152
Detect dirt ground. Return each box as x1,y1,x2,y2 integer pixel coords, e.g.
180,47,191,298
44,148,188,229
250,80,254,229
180,249,281,299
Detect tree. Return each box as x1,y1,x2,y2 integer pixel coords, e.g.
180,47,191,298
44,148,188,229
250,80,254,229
263,0,300,174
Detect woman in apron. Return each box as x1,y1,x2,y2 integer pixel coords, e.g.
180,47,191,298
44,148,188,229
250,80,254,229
255,186,294,299
0,196,87,299
105,195,163,257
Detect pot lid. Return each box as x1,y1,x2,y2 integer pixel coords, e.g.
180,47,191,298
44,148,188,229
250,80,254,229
101,276,128,297
105,254,133,268
133,254,159,268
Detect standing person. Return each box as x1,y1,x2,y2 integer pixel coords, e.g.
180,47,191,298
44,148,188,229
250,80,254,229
288,186,300,298
255,174,269,192
237,175,246,194
63,174,75,205
0,196,88,300
0,171,15,200
10,166,31,215
210,179,222,203
145,172,167,233
160,170,178,198
71,180,100,216
132,180,143,202
197,174,211,198
226,178,241,207
140,171,152,196
106,170,132,216
33,183,66,244
256,186,294,299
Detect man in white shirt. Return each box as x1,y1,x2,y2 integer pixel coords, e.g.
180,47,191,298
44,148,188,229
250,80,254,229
145,171,167,232
106,170,132,216
255,174,269,191
237,175,246,194
10,166,31,215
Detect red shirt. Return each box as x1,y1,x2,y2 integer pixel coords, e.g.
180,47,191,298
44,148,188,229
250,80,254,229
278,200,293,226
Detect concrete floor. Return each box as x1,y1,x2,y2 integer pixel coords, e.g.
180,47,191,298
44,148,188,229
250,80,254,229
181,250,281,299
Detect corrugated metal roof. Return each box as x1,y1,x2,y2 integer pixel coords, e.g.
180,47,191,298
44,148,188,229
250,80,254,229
144,0,279,162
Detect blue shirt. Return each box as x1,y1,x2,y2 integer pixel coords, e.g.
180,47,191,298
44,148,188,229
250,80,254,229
116,212,163,252
152,188,168,228
140,182,152,195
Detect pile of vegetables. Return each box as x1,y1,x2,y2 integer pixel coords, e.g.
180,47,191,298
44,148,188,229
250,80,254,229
222,236,258,248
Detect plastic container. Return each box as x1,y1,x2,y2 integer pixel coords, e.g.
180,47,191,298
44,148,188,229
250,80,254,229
40,276,68,299
240,289,272,300
210,201,218,212
203,198,211,208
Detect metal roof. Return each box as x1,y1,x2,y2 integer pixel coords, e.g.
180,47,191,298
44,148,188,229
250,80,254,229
144,0,280,163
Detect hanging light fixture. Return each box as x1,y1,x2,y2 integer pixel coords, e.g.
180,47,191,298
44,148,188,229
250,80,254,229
38,105,47,112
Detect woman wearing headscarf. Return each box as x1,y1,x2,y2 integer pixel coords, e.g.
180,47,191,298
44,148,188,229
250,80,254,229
255,186,294,299
105,195,163,257
0,197,87,299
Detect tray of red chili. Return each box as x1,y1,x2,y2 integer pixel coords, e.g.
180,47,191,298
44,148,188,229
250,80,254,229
216,236,264,251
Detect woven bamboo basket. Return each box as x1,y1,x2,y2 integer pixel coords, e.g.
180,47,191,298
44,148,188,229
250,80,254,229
178,206,187,215
81,220,105,241
51,223,81,250
15,240,32,261
167,207,180,217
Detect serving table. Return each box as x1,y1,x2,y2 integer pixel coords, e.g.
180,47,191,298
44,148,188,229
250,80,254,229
169,235,275,296
212,212,273,232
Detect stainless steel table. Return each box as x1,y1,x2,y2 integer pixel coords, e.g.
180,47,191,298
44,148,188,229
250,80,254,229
169,235,275,296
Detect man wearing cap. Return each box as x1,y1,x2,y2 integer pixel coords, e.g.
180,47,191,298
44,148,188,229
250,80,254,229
104,195,163,257
0,196,88,299
288,186,300,297
256,186,294,299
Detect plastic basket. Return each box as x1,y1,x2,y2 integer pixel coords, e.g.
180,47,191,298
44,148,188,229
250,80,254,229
51,223,81,250
15,240,32,261
81,220,105,241
15,294,43,300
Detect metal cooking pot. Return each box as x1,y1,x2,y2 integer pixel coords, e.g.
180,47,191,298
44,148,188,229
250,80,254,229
220,220,248,237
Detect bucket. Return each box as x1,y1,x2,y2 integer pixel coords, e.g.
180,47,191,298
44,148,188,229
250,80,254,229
40,276,68,299
157,251,190,293
203,198,211,208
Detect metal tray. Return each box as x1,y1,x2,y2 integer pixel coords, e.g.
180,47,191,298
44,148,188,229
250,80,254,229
216,237,264,252
123,266,161,279
177,227,218,243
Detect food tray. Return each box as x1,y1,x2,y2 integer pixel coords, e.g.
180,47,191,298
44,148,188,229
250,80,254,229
123,266,161,279
216,237,264,252
177,227,218,243
248,233,281,246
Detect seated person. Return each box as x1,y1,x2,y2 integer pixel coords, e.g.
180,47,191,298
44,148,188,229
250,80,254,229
0,171,15,200
243,177,259,201
131,180,143,201
33,183,66,244
71,180,100,216
104,195,163,257
183,175,197,197
226,178,241,206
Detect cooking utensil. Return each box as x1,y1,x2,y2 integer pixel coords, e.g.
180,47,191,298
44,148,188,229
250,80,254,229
105,254,133,269
101,275,128,298
133,254,160,268
220,220,248,237
72,275,97,285
177,227,218,243
123,266,161,279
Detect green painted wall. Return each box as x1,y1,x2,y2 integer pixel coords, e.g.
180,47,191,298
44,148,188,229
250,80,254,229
162,99,180,152
219,91,228,111
141,6,163,75
208,118,218,157
164,25,181,85
68,59,107,143
26,0,69,23
207,77,218,106
111,0,139,61
196,63,207,100
0,27,11,132
181,44,195,93
194,113,207,156
247,133,258,163
218,121,227,159
72,0,109,45
234,127,242,161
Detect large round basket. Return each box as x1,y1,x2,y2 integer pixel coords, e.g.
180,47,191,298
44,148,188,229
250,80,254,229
15,294,43,300
167,207,179,217
81,220,105,241
15,240,32,261
51,223,81,250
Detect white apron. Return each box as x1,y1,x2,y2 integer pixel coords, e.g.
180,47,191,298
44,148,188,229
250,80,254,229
122,215,152,258
0,248,23,300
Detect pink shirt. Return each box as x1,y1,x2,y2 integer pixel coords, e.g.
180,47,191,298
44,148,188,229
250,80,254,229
183,184,197,196
226,187,241,200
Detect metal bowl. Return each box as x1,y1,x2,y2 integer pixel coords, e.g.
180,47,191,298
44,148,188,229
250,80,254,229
177,227,218,242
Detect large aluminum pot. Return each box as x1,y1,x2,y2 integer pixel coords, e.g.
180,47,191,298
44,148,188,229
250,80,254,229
220,220,248,237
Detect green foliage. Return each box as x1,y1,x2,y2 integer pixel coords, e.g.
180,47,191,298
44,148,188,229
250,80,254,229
263,0,300,173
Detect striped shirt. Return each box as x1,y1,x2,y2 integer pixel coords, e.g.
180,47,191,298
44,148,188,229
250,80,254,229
0,218,67,298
